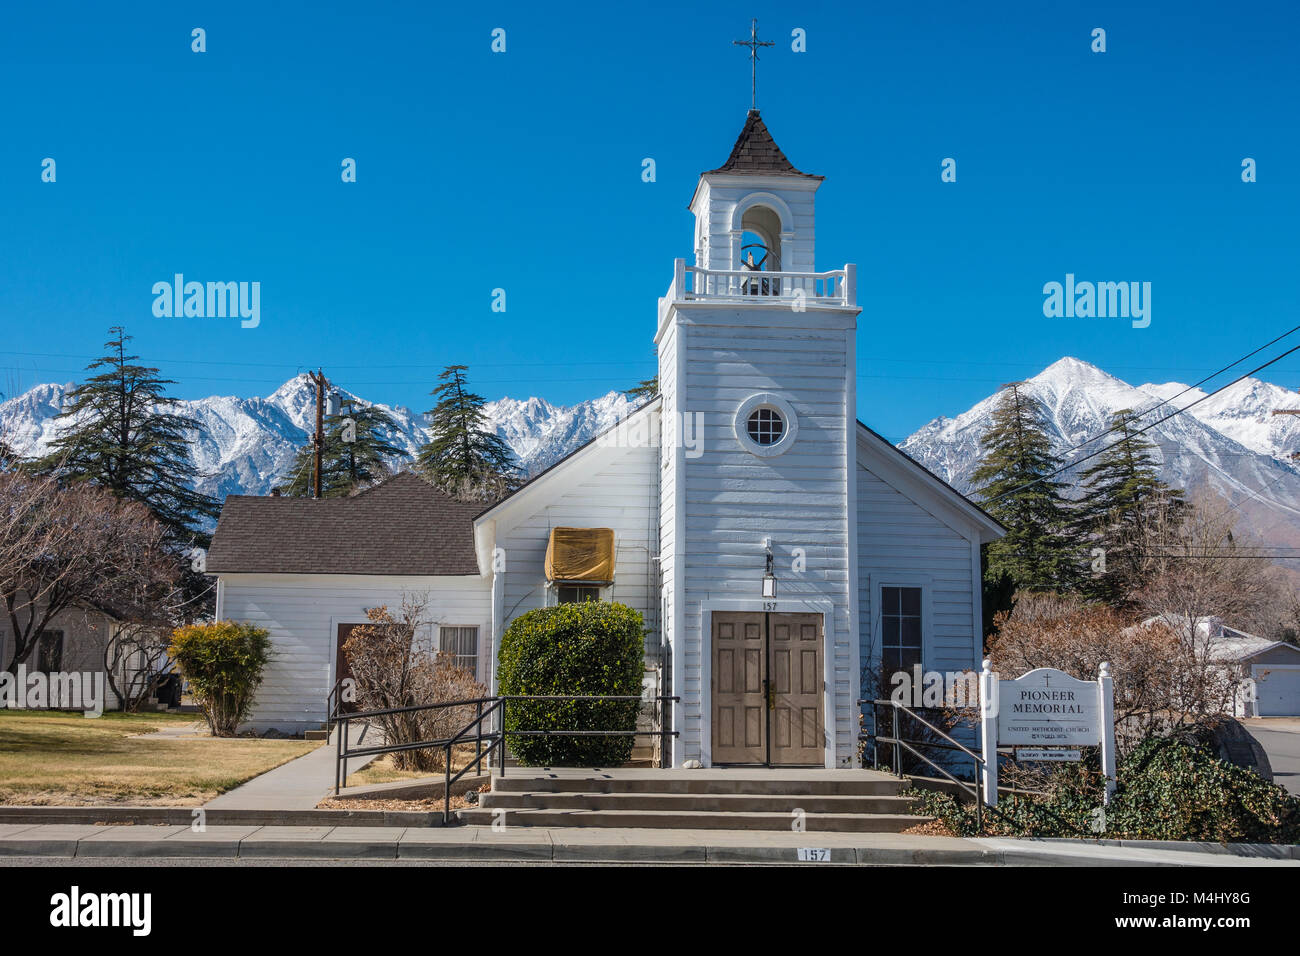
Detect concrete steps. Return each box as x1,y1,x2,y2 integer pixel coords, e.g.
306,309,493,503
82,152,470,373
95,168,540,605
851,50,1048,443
478,790,917,814
457,807,925,832
458,769,929,832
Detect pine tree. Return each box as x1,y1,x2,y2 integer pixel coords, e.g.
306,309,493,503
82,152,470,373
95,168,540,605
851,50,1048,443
414,365,520,500
32,328,218,546
971,383,1082,595
280,401,405,497
1076,409,1184,600
624,377,659,403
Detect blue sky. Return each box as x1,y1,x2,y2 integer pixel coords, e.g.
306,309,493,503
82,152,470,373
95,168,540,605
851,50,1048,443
2,1,1298,442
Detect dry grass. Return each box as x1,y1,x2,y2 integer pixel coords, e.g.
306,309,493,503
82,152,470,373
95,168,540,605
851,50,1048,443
317,793,478,813
0,710,321,806
343,745,486,788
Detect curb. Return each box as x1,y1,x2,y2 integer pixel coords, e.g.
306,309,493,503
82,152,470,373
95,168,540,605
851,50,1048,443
1031,837,1300,861
0,806,447,828
1,833,1280,865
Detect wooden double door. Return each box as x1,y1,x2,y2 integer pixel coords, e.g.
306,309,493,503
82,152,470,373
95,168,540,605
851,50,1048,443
711,611,824,766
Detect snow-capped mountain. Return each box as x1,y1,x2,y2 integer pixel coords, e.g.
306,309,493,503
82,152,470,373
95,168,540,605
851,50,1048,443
0,374,638,506
900,357,1300,548
4,358,1299,547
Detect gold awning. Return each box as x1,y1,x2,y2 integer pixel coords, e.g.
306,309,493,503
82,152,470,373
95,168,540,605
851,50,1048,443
545,527,615,584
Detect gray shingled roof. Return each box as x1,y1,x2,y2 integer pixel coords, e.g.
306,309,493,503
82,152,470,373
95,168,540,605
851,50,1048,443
206,471,483,576
704,110,822,179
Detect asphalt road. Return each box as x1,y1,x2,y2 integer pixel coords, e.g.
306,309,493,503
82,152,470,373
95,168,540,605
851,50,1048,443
1242,718,1300,796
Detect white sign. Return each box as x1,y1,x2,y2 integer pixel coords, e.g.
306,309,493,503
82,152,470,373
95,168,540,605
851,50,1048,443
980,661,1117,809
997,668,1100,746
1016,748,1082,762
797,848,830,862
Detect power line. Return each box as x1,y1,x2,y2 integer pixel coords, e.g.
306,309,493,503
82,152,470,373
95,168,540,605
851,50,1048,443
989,333,1300,502
1002,322,1300,482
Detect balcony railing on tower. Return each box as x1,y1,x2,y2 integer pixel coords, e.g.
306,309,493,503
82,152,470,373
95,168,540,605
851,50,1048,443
663,258,857,312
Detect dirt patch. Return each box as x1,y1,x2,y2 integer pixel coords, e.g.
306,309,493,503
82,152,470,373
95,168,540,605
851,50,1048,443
316,794,476,813
901,818,955,837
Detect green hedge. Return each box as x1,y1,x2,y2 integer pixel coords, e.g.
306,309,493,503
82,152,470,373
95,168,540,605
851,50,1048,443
497,601,645,766
910,733,1300,843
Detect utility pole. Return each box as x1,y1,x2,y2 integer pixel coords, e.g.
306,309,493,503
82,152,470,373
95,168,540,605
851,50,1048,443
308,369,328,499
1270,393,1300,460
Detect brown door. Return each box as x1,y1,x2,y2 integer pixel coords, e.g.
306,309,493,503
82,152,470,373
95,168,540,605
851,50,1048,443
336,623,361,714
769,613,824,765
712,612,766,765
711,611,824,766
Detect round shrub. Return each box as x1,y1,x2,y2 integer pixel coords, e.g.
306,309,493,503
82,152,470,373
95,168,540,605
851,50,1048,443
169,620,272,736
497,601,645,766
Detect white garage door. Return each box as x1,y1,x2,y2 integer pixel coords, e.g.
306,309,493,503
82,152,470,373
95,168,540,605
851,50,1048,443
1254,666,1300,716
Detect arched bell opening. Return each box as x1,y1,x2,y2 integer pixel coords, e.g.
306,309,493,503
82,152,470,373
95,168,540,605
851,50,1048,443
738,204,783,296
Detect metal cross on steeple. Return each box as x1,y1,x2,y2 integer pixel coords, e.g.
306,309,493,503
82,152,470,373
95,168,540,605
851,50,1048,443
733,18,774,111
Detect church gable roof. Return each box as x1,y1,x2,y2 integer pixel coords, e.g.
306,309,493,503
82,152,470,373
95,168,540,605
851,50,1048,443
856,421,1005,542
704,110,823,179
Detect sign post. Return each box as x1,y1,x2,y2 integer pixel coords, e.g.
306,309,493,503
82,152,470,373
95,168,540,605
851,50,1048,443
1098,661,1116,804
979,659,998,808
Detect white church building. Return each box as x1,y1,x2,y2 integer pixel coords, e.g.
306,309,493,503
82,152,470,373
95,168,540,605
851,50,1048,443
206,110,1004,769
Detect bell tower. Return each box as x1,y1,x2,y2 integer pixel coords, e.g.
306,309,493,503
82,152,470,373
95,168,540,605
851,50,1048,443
657,104,860,771
688,110,823,277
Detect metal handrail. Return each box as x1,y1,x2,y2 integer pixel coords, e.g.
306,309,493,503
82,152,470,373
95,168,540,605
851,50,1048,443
330,693,681,823
325,677,343,731
859,698,1087,836
859,697,985,829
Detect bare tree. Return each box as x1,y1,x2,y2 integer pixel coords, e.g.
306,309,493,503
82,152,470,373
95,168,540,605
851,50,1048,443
1122,487,1276,718
0,475,177,671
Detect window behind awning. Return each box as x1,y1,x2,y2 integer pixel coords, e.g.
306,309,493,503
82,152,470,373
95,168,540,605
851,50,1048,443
545,527,615,584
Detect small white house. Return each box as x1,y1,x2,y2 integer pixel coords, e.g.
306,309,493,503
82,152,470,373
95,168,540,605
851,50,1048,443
207,110,1006,762
1204,619,1300,717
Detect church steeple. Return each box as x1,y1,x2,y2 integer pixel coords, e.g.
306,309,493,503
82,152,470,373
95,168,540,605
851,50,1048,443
704,110,822,180
689,110,825,275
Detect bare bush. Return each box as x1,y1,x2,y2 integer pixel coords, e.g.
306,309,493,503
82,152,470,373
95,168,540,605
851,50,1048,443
989,591,1246,757
343,596,485,772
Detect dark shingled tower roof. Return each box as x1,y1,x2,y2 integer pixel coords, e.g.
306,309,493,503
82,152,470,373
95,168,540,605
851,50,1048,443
704,110,822,179
206,470,483,576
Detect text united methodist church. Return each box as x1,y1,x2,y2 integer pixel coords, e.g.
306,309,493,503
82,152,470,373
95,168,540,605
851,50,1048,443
205,108,1005,768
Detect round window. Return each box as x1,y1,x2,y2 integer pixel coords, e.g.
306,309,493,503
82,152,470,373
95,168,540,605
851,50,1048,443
746,406,785,446
734,393,798,458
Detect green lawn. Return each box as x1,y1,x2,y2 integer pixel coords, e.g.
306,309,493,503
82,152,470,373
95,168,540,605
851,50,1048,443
0,710,321,806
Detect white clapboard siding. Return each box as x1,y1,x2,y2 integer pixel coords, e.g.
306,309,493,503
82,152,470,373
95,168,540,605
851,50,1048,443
217,574,491,733
669,304,855,765
494,433,661,654
856,464,979,691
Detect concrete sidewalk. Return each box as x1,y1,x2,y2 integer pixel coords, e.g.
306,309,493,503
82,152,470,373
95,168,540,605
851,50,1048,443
204,721,383,811
0,823,1294,865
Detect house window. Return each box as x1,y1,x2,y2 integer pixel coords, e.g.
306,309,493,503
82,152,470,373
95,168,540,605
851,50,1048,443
746,407,785,446
37,630,64,672
557,585,602,604
439,626,479,675
880,587,923,675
